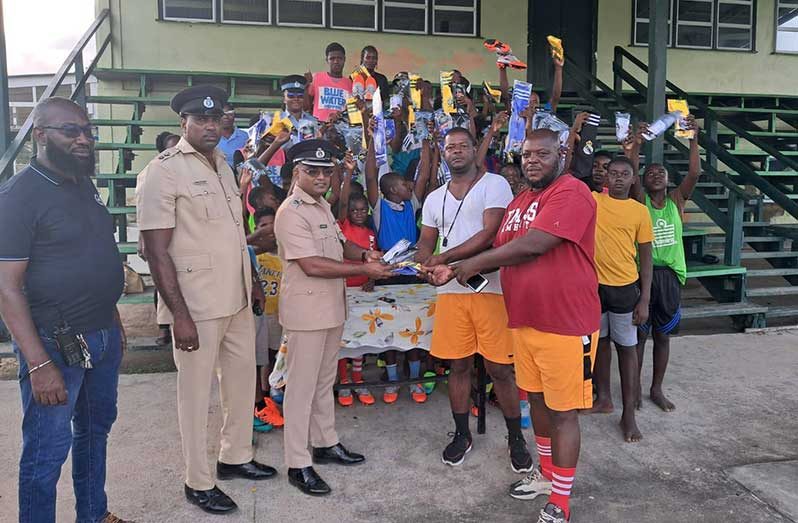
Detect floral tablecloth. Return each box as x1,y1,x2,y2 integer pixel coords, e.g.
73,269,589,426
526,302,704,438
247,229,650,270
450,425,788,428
339,284,437,359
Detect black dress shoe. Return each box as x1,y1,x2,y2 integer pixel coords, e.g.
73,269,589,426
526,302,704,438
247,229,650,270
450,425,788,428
312,443,366,466
184,485,237,514
287,466,331,496
217,460,277,481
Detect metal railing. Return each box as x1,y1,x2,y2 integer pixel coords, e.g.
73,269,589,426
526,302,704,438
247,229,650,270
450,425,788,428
612,46,798,220
563,55,753,265
0,9,111,181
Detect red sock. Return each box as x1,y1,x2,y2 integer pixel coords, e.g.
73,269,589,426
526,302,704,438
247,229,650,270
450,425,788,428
351,357,364,383
535,436,553,479
548,465,575,519
518,388,528,401
337,359,349,382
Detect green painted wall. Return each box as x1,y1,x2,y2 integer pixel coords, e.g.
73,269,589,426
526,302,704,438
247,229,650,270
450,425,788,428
97,0,529,87
596,0,798,95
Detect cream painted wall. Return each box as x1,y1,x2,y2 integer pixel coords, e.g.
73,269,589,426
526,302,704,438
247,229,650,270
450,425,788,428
97,0,529,87
596,0,798,95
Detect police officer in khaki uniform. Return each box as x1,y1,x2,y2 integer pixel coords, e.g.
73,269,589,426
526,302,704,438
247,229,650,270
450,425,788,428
136,85,275,515
275,139,394,496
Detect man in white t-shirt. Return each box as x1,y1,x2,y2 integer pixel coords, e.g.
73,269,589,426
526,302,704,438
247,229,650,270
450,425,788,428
416,127,533,473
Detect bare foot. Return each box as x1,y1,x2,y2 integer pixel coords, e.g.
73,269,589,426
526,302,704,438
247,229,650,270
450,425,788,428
650,388,675,412
587,399,614,414
620,415,643,443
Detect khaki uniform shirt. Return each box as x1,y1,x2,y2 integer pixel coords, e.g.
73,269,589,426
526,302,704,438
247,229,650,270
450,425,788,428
136,138,251,324
274,184,347,331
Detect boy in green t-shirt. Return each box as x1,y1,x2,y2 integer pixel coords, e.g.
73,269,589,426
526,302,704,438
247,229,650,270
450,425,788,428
629,116,700,413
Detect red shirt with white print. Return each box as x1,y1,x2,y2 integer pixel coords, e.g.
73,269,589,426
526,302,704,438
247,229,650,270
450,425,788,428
494,174,600,336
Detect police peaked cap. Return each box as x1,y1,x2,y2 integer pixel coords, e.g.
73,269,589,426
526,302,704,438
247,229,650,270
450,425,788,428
286,139,338,167
170,85,229,116
281,75,307,93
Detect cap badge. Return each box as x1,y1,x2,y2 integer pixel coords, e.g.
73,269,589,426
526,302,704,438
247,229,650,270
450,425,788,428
203,97,214,109
315,148,325,159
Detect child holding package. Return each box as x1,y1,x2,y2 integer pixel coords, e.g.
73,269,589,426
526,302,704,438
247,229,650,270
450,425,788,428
248,207,286,429
336,153,377,406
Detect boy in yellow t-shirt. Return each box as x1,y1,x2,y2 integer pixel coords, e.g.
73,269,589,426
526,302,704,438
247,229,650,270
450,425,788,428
588,156,653,444
250,207,285,428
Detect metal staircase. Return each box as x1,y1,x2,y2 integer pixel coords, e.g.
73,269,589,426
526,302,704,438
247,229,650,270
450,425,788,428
555,47,798,328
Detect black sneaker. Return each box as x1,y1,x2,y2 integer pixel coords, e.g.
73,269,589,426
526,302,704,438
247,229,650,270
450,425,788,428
508,433,534,473
441,431,472,466
537,502,568,522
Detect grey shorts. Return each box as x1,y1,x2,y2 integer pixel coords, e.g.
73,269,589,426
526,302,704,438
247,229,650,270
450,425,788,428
600,311,638,347
255,314,283,366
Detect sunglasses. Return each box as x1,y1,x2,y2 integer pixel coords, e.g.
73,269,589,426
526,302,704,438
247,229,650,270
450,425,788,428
299,166,334,178
41,124,97,139
285,92,304,99
223,110,235,116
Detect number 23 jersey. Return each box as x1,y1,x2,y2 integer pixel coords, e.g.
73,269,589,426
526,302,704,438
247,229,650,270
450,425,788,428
493,174,600,336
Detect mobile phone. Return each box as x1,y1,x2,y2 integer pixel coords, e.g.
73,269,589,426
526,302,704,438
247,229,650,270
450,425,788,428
465,273,489,293
378,296,396,304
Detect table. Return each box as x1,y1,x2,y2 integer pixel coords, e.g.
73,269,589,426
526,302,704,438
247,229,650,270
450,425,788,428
337,283,489,434
339,283,437,359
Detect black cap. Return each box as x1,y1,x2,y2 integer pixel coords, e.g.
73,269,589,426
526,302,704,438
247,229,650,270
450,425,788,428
170,85,228,116
286,139,338,167
280,75,307,93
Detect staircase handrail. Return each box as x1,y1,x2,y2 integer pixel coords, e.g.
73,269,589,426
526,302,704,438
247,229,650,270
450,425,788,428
563,55,756,205
613,46,798,173
611,46,798,219
0,9,111,181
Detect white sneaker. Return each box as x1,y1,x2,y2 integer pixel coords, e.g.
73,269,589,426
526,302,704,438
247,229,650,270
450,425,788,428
537,502,568,522
509,468,553,500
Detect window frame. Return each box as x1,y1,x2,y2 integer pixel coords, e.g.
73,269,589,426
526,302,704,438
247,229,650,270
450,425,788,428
631,0,757,51
431,0,478,37
382,0,429,35
161,0,217,23
633,0,675,46
775,0,798,54
330,0,378,31
676,0,714,49
220,0,272,25
276,0,326,27
715,0,754,50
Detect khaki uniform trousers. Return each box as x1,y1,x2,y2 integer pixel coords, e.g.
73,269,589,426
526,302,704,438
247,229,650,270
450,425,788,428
173,306,256,490
283,325,345,468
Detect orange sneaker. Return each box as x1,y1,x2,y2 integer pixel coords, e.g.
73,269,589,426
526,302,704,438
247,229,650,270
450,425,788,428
484,38,512,54
471,404,480,417
496,53,527,70
410,384,427,404
356,387,376,405
338,389,354,407
255,398,285,427
383,385,399,404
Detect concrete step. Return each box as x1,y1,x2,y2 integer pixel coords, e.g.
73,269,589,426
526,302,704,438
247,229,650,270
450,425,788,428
740,251,798,259
763,305,798,319
746,268,798,277
746,286,798,297
680,302,767,320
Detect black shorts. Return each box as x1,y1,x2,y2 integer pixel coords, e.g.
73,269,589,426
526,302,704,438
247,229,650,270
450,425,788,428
598,282,640,314
642,266,681,335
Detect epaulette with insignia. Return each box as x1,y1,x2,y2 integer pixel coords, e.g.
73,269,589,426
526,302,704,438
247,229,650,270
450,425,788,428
156,149,176,161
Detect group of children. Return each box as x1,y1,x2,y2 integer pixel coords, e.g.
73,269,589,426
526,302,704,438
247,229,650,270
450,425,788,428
176,36,697,452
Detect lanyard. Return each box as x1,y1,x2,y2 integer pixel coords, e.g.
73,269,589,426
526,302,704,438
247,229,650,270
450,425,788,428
441,174,481,248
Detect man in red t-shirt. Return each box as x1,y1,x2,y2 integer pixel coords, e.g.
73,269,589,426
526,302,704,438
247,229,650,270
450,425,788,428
427,130,599,523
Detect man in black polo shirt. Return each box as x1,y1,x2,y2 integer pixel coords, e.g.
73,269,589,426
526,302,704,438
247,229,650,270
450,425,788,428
0,97,127,523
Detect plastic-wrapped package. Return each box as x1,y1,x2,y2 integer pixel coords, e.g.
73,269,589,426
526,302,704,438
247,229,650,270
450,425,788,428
504,80,533,156
615,112,631,142
643,111,680,141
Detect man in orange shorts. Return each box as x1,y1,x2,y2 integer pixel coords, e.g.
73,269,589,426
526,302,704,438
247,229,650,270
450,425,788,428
437,129,600,523
416,127,532,473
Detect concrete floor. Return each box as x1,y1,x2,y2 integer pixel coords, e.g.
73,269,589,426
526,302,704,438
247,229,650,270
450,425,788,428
1,330,797,522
